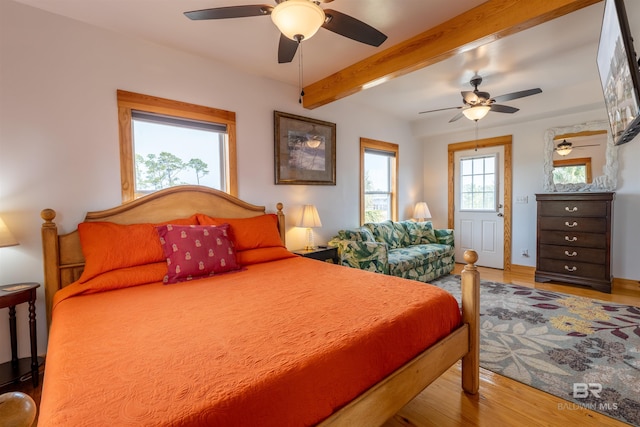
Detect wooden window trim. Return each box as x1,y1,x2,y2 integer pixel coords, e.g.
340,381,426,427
553,157,592,183
117,90,237,202
360,137,399,224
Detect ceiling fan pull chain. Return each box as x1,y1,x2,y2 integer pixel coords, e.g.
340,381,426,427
298,40,304,104
475,121,479,151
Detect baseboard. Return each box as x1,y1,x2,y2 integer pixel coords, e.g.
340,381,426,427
613,277,640,294
509,264,535,276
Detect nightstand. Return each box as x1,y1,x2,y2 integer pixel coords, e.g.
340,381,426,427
293,246,339,264
0,283,41,388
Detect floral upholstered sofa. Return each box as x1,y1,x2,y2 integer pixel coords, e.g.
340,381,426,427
328,220,455,282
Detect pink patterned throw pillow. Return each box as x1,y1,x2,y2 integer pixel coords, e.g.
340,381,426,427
156,224,240,284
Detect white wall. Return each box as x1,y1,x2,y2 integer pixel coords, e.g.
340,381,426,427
417,107,640,281
0,0,423,363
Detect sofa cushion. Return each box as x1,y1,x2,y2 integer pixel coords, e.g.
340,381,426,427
400,220,438,245
363,220,409,249
335,229,374,242
390,221,412,247
387,244,453,273
435,228,455,246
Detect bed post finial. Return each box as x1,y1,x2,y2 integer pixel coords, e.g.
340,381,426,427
41,208,56,224
461,249,479,394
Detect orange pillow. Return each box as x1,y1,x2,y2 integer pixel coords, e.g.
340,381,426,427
77,215,198,283
196,214,284,251
236,247,296,266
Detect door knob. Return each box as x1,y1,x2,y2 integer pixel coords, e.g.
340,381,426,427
497,213,504,217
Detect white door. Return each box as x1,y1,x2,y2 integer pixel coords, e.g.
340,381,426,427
454,146,504,269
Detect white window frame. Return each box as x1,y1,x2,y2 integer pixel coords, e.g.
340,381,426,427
360,138,398,224
459,154,498,212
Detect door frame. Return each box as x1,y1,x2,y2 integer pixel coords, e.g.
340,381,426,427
448,135,513,271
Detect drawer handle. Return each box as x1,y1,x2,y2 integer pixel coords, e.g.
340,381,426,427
565,236,578,242
564,250,577,257
564,265,577,272
565,221,578,228
565,206,578,212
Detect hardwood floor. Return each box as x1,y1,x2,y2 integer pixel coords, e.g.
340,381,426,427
1,264,637,427
381,263,639,427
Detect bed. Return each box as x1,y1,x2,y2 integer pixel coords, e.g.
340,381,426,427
39,185,479,426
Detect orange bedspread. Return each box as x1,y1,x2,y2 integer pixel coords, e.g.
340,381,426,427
39,256,461,426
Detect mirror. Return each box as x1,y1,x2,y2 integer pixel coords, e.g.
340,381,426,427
543,121,618,192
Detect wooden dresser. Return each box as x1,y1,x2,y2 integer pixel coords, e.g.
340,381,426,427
535,192,614,293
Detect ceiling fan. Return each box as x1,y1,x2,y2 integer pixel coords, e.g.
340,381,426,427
418,75,542,122
554,139,600,156
184,0,388,64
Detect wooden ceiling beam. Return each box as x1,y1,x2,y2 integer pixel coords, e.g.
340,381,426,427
302,0,601,109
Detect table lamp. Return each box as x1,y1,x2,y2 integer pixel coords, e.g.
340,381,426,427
0,217,19,248
297,205,322,250
413,202,432,222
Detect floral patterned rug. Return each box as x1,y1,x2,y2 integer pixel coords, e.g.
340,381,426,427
430,275,640,426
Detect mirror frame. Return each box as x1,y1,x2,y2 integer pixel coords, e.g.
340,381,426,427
543,121,618,192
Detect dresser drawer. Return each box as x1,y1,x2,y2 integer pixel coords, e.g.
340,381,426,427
538,216,605,233
538,245,606,264
538,201,607,217
538,258,606,280
538,231,606,248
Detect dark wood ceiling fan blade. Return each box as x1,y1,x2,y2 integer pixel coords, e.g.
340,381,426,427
322,9,387,47
184,5,273,20
573,144,601,148
492,88,542,103
418,106,462,114
278,34,298,64
449,111,465,122
490,104,519,113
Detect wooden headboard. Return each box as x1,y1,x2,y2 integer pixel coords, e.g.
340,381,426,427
41,185,285,328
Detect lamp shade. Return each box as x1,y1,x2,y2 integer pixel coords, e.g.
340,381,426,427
271,0,325,41
297,204,322,228
555,140,573,156
462,105,491,121
413,202,432,221
0,217,18,248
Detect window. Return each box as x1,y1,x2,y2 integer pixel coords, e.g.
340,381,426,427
460,154,497,211
360,138,398,224
117,90,237,202
553,157,592,184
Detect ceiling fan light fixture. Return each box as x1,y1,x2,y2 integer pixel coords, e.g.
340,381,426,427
556,140,573,156
462,105,491,121
271,0,325,41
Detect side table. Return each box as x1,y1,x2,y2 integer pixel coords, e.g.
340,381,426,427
0,283,40,388
292,246,339,264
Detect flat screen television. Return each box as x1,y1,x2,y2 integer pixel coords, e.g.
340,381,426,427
597,0,640,145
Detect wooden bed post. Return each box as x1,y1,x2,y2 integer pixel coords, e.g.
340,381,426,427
461,249,480,394
276,202,285,245
41,209,60,329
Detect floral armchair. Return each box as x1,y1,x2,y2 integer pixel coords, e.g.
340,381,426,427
328,220,455,283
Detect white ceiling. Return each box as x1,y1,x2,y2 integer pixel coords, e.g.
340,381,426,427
11,0,617,136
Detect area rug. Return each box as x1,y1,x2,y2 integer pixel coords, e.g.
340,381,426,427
430,275,640,426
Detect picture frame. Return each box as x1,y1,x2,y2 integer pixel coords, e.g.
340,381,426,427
274,111,336,185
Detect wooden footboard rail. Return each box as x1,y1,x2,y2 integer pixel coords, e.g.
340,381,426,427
319,250,480,426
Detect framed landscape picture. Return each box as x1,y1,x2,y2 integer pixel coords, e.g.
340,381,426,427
274,111,336,185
